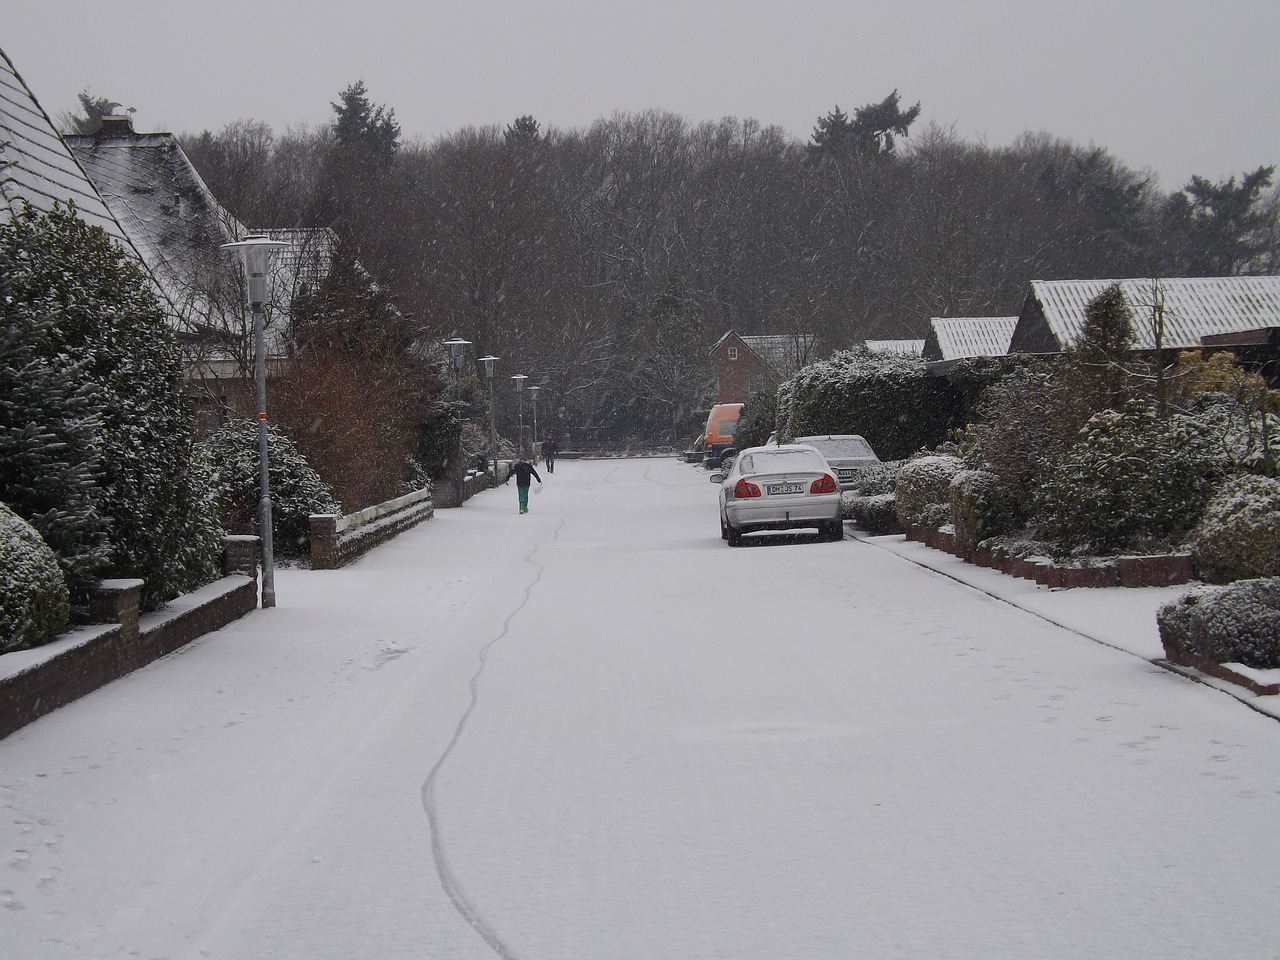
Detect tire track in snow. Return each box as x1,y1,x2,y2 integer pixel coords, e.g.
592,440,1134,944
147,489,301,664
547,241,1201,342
420,513,567,960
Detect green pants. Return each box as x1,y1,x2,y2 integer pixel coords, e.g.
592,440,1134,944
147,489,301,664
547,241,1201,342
518,484,530,513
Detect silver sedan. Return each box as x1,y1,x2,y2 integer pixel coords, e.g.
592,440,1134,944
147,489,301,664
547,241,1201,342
710,444,844,546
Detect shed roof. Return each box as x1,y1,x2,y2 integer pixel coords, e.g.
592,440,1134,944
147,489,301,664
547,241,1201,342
923,317,1018,362
1014,277,1280,353
0,47,137,254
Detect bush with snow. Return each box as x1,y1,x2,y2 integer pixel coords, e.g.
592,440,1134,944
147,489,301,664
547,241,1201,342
1157,578,1280,669
894,454,962,529
1033,408,1220,555
0,203,222,610
0,502,70,652
197,419,340,557
950,468,1018,550
1187,474,1280,583
847,493,900,534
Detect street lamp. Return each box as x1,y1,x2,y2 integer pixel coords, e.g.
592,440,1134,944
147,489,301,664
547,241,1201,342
443,338,470,506
479,355,499,479
511,374,528,457
221,234,290,609
529,385,541,450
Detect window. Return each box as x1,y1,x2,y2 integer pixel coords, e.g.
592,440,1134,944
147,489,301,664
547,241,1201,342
728,346,738,360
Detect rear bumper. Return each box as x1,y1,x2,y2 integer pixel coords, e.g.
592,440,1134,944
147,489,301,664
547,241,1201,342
725,498,841,531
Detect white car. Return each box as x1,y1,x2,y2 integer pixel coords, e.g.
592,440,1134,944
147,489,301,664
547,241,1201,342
710,444,844,546
793,435,880,491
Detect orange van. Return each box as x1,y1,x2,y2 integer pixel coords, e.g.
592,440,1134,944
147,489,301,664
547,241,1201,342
703,402,743,464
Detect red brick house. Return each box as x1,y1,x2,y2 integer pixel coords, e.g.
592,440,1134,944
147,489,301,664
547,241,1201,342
709,330,816,403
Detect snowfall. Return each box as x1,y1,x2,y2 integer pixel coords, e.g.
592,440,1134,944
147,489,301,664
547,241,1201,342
3,457,1280,960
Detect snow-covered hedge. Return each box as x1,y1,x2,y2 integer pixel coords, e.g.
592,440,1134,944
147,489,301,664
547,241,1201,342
895,454,962,529
950,468,1017,551
846,493,900,534
1033,408,1220,555
196,419,340,557
1188,474,1280,584
0,502,70,652
1157,578,1280,669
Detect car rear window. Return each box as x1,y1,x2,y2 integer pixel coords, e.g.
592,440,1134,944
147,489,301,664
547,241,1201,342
798,437,876,459
740,449,824,473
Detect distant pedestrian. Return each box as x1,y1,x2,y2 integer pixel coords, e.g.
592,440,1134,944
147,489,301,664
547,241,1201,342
541,437,557,473
507,457,542,514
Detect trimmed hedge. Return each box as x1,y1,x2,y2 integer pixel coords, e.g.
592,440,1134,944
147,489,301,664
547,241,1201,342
895,454,963,529
1188,474,1280,584
950,468,1017,551
1157,578,1280,669
1,501,70,652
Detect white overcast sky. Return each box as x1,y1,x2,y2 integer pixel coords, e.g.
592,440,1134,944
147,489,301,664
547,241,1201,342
5,0,1278,191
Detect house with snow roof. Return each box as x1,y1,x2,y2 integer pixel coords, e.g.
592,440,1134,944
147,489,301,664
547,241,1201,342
709,330,817,403
64,111,336,428
921,317,1019,373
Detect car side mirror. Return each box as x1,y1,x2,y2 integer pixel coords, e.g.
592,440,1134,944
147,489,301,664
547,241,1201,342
709,473,724,483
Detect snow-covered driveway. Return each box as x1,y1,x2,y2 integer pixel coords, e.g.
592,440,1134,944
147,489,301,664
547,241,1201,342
4,457,1279,959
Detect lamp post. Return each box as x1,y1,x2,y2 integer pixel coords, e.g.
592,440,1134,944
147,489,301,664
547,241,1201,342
479,355,499,479
221,235,290,609
443,338,471,506
529,385,541,451
511,374,528,457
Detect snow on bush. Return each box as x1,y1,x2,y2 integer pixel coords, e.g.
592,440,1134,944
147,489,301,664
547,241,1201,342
1034,408,1220,555
847,493,900,534
1,203,222,611
0,502,70,652
196,419,340,557
1157,578,1280,669
950,468,1017,550
1188,474,1280,584
894,454,962,529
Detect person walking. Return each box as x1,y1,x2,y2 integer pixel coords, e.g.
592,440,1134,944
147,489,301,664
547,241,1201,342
507,457,542,514
540,436,557,473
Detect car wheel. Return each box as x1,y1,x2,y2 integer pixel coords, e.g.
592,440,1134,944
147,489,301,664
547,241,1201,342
726,524,743,547
824,520,844,541
720,514,729,540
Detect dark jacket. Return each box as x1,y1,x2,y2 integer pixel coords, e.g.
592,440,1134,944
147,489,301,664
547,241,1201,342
510,460,541,487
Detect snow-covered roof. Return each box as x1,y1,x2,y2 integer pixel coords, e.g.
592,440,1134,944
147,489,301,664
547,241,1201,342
1011,277,1280,354
922,317,1018,362
0,46,139,256
66,115,247,316
739,333,817,376
864,339,925,357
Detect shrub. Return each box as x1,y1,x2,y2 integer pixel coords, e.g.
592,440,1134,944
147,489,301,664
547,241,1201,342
844,460,902,497
781,350,963,459
847,493,900,534
196,419,340,557
950,468,1018,551
1,203,221,610
1033,408,1220,555
1157,578,1280,669
0,502,70,652
735,388,778,451
894,454,962,529
1188,475,1280,583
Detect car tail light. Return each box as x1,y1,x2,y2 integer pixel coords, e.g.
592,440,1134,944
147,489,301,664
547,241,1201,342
810,474,837,494
733,479,762,498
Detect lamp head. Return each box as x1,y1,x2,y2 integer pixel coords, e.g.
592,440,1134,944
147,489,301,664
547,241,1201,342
221,235,290,307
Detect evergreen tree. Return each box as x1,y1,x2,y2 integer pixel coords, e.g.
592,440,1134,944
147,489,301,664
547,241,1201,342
1179,165,1277,275
0,204,221,609
331,80,401,163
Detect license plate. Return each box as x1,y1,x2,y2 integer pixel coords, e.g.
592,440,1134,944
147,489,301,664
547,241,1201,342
766,482,804,496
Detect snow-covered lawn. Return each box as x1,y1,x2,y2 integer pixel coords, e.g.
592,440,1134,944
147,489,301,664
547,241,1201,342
3,457,1279,959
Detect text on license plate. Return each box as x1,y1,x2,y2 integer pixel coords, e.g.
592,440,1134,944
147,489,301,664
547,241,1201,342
766,482,804,495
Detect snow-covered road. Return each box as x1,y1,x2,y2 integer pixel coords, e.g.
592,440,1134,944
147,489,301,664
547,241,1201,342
3,457,1279,959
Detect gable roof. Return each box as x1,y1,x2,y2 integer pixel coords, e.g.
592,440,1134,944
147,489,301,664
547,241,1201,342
0,47,138,255
739,333,817,376
922,317,1018,362
66,114,247,315
1011,277,1280,354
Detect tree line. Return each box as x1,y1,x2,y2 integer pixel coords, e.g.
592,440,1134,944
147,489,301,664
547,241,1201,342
119,86,1280,446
